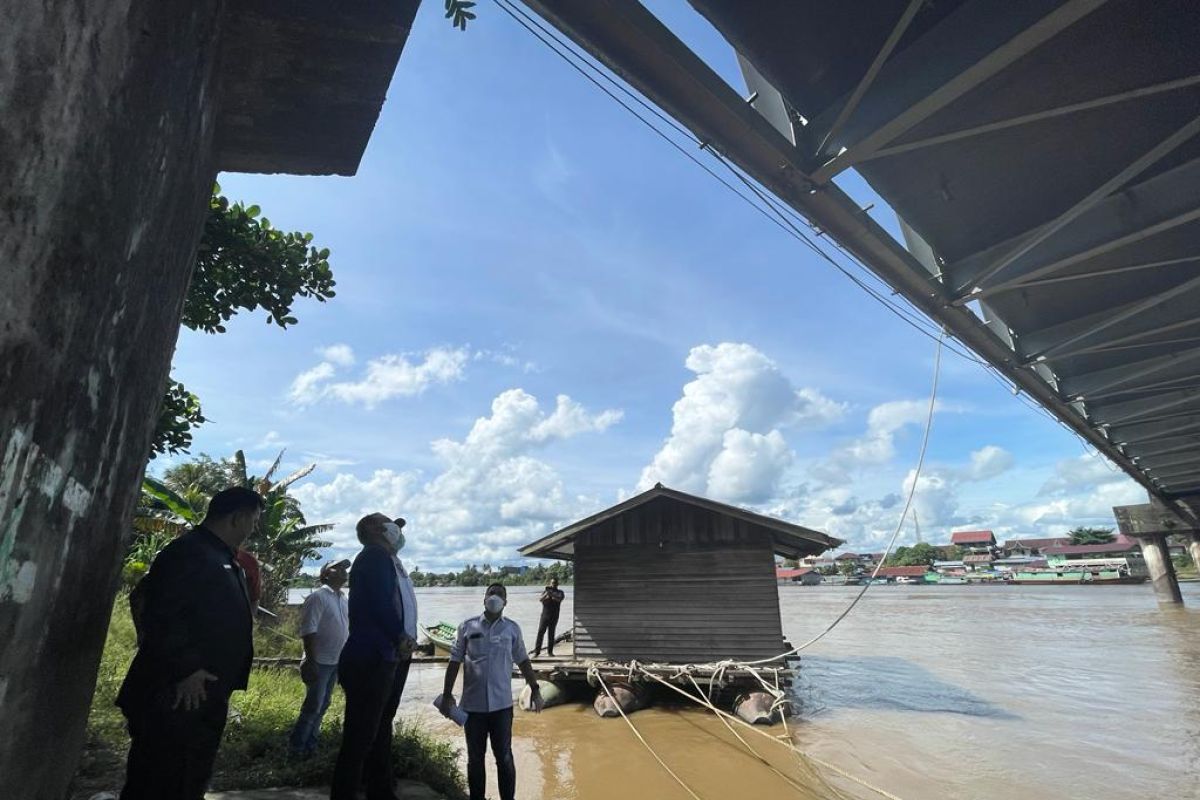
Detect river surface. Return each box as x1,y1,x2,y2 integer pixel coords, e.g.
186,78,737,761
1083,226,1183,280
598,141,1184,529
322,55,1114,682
384,583,1200,800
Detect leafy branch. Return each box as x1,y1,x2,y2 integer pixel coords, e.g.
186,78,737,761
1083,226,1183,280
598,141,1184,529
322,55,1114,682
445,0,477,30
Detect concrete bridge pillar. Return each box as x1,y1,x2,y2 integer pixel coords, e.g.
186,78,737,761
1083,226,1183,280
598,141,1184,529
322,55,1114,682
1133,534,1183,606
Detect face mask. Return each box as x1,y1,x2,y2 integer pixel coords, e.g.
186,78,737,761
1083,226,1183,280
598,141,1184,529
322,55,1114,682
381,522,405,551
485,594,505,615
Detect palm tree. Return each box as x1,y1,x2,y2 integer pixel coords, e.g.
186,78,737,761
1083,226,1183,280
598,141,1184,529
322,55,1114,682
127,449,332,607
237,450,333,608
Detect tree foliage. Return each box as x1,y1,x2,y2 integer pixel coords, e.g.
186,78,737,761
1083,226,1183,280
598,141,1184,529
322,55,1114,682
1068,527,1116,546
127,450,332,608
884,542,941,567
409,561,574,588
444,0,476,30
149,188,335,458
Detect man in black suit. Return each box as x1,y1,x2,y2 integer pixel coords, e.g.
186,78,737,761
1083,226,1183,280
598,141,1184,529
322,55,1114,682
117,486,264,800
330,512,418,800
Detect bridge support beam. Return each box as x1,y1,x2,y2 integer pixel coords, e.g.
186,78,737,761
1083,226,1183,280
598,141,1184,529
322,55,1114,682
1131,533,1184,605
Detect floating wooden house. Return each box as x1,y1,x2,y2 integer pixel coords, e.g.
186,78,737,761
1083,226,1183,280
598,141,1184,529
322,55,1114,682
518,484,840,721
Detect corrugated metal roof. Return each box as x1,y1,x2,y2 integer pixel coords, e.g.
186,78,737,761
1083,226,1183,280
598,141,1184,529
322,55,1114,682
519,484,842,560
951,530,996,544
518,0,1200,525
1043,541,1139,555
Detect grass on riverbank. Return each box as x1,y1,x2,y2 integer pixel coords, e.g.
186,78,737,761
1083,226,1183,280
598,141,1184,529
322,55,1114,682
71,594,466,799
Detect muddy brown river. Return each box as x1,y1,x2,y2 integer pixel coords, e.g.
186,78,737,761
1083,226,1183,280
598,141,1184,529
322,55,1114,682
394,583,1200,799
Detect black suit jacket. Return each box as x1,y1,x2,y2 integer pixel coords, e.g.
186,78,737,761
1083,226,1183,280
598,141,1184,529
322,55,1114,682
340,544,408,663
117,526,254,711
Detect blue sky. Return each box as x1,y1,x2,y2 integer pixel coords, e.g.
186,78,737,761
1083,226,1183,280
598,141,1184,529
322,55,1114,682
167,1,1143,571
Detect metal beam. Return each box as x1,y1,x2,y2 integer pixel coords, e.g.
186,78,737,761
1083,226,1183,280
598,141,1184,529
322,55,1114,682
949,155,1200,299
814,0,926,157
1124,436,1200,460
996,255,1200,291
1145,464,1200,482
1090,389,1200,426
864,73,1200,161
1138,453,1200,472
1057,346,1200,399
1036,274,1200,361
1019,290,1200,360
806,0,1109,182
1088,377,1200,402
965,116,1200,293
517,0,1185,523
1110,416,1200,446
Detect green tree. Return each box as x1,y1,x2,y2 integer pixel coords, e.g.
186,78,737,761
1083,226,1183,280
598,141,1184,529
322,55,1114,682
129,450,332,608
150,188,336,458
885,542,940,567
1068,527,1115,546
838,560,858,576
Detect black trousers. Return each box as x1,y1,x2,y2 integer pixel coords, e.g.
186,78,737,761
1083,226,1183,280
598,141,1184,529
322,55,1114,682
534,611,560,655
465,707,515,800
119,692,229,800
330,656,411,800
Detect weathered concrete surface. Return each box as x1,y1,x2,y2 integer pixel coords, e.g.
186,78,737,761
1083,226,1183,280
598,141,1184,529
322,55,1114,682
0,1,226,796
207,782,445,800
217,0,421,175
1,1,422,796
1136,535,1184,605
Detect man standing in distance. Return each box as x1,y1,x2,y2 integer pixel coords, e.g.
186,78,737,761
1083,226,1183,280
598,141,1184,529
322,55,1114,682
532,577,565,658
117,486,263,800
288,558,350,757
438,584,543,800
330,514,418,800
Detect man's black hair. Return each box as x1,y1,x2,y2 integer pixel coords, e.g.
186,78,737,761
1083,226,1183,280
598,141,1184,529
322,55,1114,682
207,487,265,519
485,582,506,596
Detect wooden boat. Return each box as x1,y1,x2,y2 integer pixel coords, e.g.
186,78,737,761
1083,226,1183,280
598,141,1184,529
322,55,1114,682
419,622,458,652
421,620,572,653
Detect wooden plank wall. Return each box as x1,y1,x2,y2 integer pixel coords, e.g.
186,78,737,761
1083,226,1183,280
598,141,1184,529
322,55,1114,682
573,497,787,662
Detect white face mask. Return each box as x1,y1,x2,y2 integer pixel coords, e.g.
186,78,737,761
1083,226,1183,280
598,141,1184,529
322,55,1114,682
381,522,405,551
485,594,506,615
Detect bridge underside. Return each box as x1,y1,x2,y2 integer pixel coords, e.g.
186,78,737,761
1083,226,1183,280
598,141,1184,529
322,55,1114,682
520,0,1200,523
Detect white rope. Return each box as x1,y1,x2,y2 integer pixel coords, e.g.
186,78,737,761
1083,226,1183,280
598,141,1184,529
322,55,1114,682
590,667,705,800
640,668,907,800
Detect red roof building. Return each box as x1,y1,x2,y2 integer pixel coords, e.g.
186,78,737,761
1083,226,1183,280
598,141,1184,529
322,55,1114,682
1042,541,1139,557
876,565,931,578
775,567,812,579
1002,537,1070,554
835,552,859,561
951,530,997,546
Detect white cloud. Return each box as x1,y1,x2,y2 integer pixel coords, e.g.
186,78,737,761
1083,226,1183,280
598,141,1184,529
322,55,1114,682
835,399,939,468
289,362,336,405
319,344,356,367
289,347,469,409
293,388,622,571
964,445,1014,481
639,342,845,502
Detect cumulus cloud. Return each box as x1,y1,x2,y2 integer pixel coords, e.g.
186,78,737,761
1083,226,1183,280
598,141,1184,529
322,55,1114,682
834,400,939,468
293,388,622,571
639,343,844,503
318,344,356,367
964,445,1014,481
289,346,469,408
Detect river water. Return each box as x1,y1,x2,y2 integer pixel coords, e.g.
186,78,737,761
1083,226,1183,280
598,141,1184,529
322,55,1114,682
389,583,1200,800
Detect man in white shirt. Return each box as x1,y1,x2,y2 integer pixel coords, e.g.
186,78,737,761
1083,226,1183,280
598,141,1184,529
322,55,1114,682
288,559,350,757
438,584,542,800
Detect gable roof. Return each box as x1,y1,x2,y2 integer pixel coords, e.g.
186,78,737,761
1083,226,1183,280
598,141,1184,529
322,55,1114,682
519,484,842,560
1043,541,1139,556
951,530,996,545
1003,537,1071,550
877,565,930,577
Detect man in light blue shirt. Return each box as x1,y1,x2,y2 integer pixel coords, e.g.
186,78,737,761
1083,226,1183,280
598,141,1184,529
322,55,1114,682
438,584,542,800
